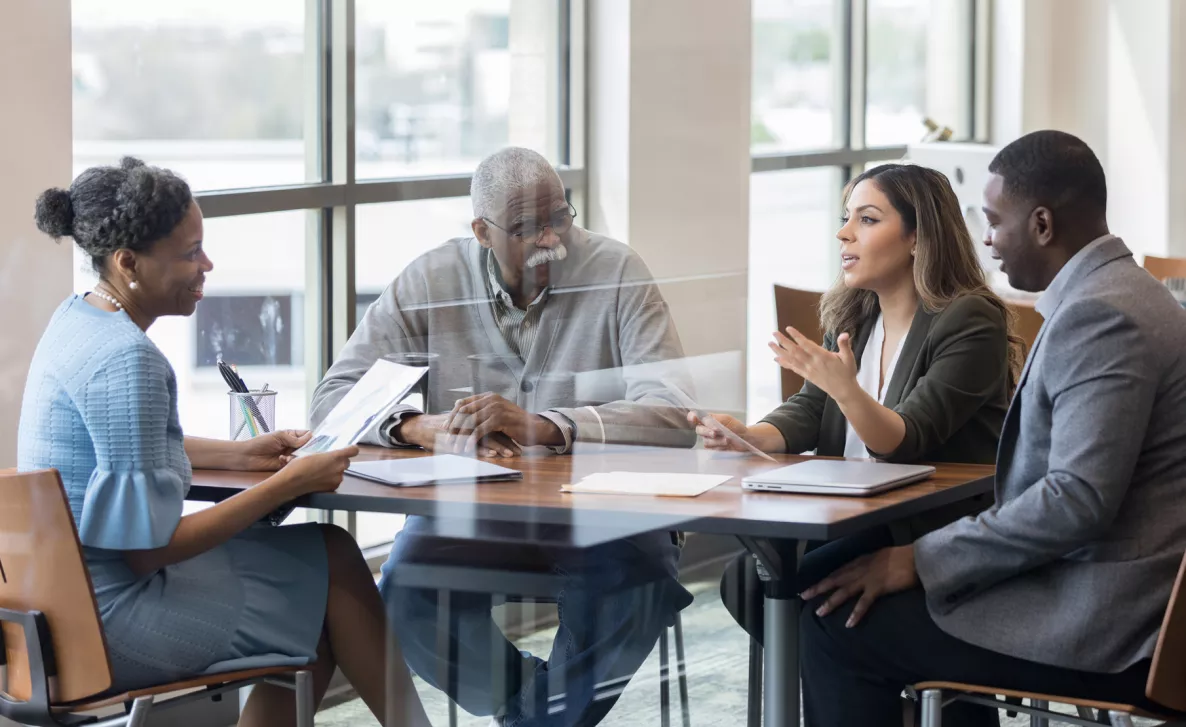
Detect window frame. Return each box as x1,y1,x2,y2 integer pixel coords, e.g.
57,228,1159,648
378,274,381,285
750,0,992,225
178,0,582,538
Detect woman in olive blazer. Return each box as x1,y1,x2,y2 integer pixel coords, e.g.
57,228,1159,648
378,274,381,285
696,164,1025,643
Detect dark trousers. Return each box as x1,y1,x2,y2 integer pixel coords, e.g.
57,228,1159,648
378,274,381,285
720,530,1157,726
801,587,1154,727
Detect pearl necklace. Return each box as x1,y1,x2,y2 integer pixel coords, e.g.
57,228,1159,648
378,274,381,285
90,290,124,311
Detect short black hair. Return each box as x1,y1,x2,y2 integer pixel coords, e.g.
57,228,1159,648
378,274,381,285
34,157,193,275
988,130,1107,217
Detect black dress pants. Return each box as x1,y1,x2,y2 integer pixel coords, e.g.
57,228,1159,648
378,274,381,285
719,530,1157,726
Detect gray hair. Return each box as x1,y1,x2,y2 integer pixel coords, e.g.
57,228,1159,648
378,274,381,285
470,147,563,221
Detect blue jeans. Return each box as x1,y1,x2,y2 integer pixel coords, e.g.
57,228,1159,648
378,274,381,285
379,517,692,727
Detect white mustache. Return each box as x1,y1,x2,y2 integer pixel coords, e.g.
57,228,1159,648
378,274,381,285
525,244,568,268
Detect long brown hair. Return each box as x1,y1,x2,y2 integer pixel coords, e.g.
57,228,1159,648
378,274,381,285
818,163,1025,392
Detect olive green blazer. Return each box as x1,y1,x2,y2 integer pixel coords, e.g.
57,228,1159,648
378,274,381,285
760,293,1009,465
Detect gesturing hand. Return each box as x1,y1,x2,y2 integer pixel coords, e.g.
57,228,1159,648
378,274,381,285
770,327,859,402
800,545,919,628
442,393,564,455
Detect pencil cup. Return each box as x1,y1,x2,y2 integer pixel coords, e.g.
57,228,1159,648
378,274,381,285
229,390,277,441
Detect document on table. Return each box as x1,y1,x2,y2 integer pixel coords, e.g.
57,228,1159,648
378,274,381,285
347,455,522,487
561,472,732,497
295,358,427,456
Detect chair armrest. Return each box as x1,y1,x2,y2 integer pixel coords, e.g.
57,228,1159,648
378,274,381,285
0,607,59,727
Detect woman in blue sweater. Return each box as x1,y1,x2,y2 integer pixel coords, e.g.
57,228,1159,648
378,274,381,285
18,158,429,727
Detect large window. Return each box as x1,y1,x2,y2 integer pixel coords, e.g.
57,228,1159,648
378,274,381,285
747,0,983,414
355,1,567,179
751,0,839,153
72,1,314,190
71,0,577,541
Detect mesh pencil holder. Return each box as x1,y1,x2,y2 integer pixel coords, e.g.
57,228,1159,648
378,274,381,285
229,390,276,441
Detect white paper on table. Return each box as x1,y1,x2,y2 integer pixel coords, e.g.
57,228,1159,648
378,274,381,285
560,472,732,497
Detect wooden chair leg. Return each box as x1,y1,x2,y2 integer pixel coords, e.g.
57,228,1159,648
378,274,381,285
919,689,943,727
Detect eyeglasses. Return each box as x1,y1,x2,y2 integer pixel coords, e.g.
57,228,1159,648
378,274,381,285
483,204,577,245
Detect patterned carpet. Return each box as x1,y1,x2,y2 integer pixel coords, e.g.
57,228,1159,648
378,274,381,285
319,580,1156,727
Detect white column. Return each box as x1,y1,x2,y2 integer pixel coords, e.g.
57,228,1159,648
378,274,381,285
926,0,974,136
1167,0,1186,258
1104,0,1172,263
991,0,1186,263
0,0,73,468
588,0,752,414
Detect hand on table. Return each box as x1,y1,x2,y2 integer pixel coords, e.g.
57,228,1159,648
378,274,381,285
441,393,564,456
800,545,919,628
236,430,312,471
770,327,859,402
400,413,522,458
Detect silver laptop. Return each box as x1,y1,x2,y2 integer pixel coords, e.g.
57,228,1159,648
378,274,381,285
741,460,936,497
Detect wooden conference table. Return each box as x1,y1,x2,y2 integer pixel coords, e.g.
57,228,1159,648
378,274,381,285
189,445,995,727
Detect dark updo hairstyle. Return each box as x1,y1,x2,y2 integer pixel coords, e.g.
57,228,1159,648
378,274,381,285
34,157,193,276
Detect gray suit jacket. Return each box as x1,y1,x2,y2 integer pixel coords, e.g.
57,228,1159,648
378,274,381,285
915,236,1186,672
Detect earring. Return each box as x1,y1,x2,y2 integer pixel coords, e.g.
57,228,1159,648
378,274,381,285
129,280,140,290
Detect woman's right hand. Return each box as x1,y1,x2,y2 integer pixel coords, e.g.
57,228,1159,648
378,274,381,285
686,411,752,451
278,446,360,496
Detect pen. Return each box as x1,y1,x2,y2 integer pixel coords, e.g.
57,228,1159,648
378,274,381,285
219,358,272,434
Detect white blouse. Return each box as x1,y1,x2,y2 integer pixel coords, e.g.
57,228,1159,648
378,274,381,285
842,314,904,459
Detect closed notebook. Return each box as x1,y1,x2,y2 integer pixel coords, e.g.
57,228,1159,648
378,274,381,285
346,455,522,487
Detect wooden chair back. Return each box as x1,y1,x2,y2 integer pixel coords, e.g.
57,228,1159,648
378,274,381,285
1005,299,1044,356
0,469,112,704
773,285,824,401
1142,255,1186,283
1147,550,1186,712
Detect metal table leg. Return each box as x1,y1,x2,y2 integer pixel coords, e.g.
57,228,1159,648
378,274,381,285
763,592,801,726
739,537,803,727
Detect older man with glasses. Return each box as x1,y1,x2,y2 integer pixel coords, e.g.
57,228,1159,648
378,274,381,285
311,147,696,727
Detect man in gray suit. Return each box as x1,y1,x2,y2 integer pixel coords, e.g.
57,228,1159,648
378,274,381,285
793,130,1186,726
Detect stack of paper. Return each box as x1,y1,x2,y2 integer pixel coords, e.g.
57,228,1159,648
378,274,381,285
561,472,732,497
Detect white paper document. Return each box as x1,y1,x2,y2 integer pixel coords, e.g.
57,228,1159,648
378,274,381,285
658,377,778,462
346,455,522,487
296,359,427,456
561,472,732,497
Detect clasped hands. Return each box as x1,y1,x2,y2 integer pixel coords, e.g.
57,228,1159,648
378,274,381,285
396,393,564,457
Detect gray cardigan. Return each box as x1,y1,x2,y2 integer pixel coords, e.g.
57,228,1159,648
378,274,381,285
311,230,697,449
760,294,1010,465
